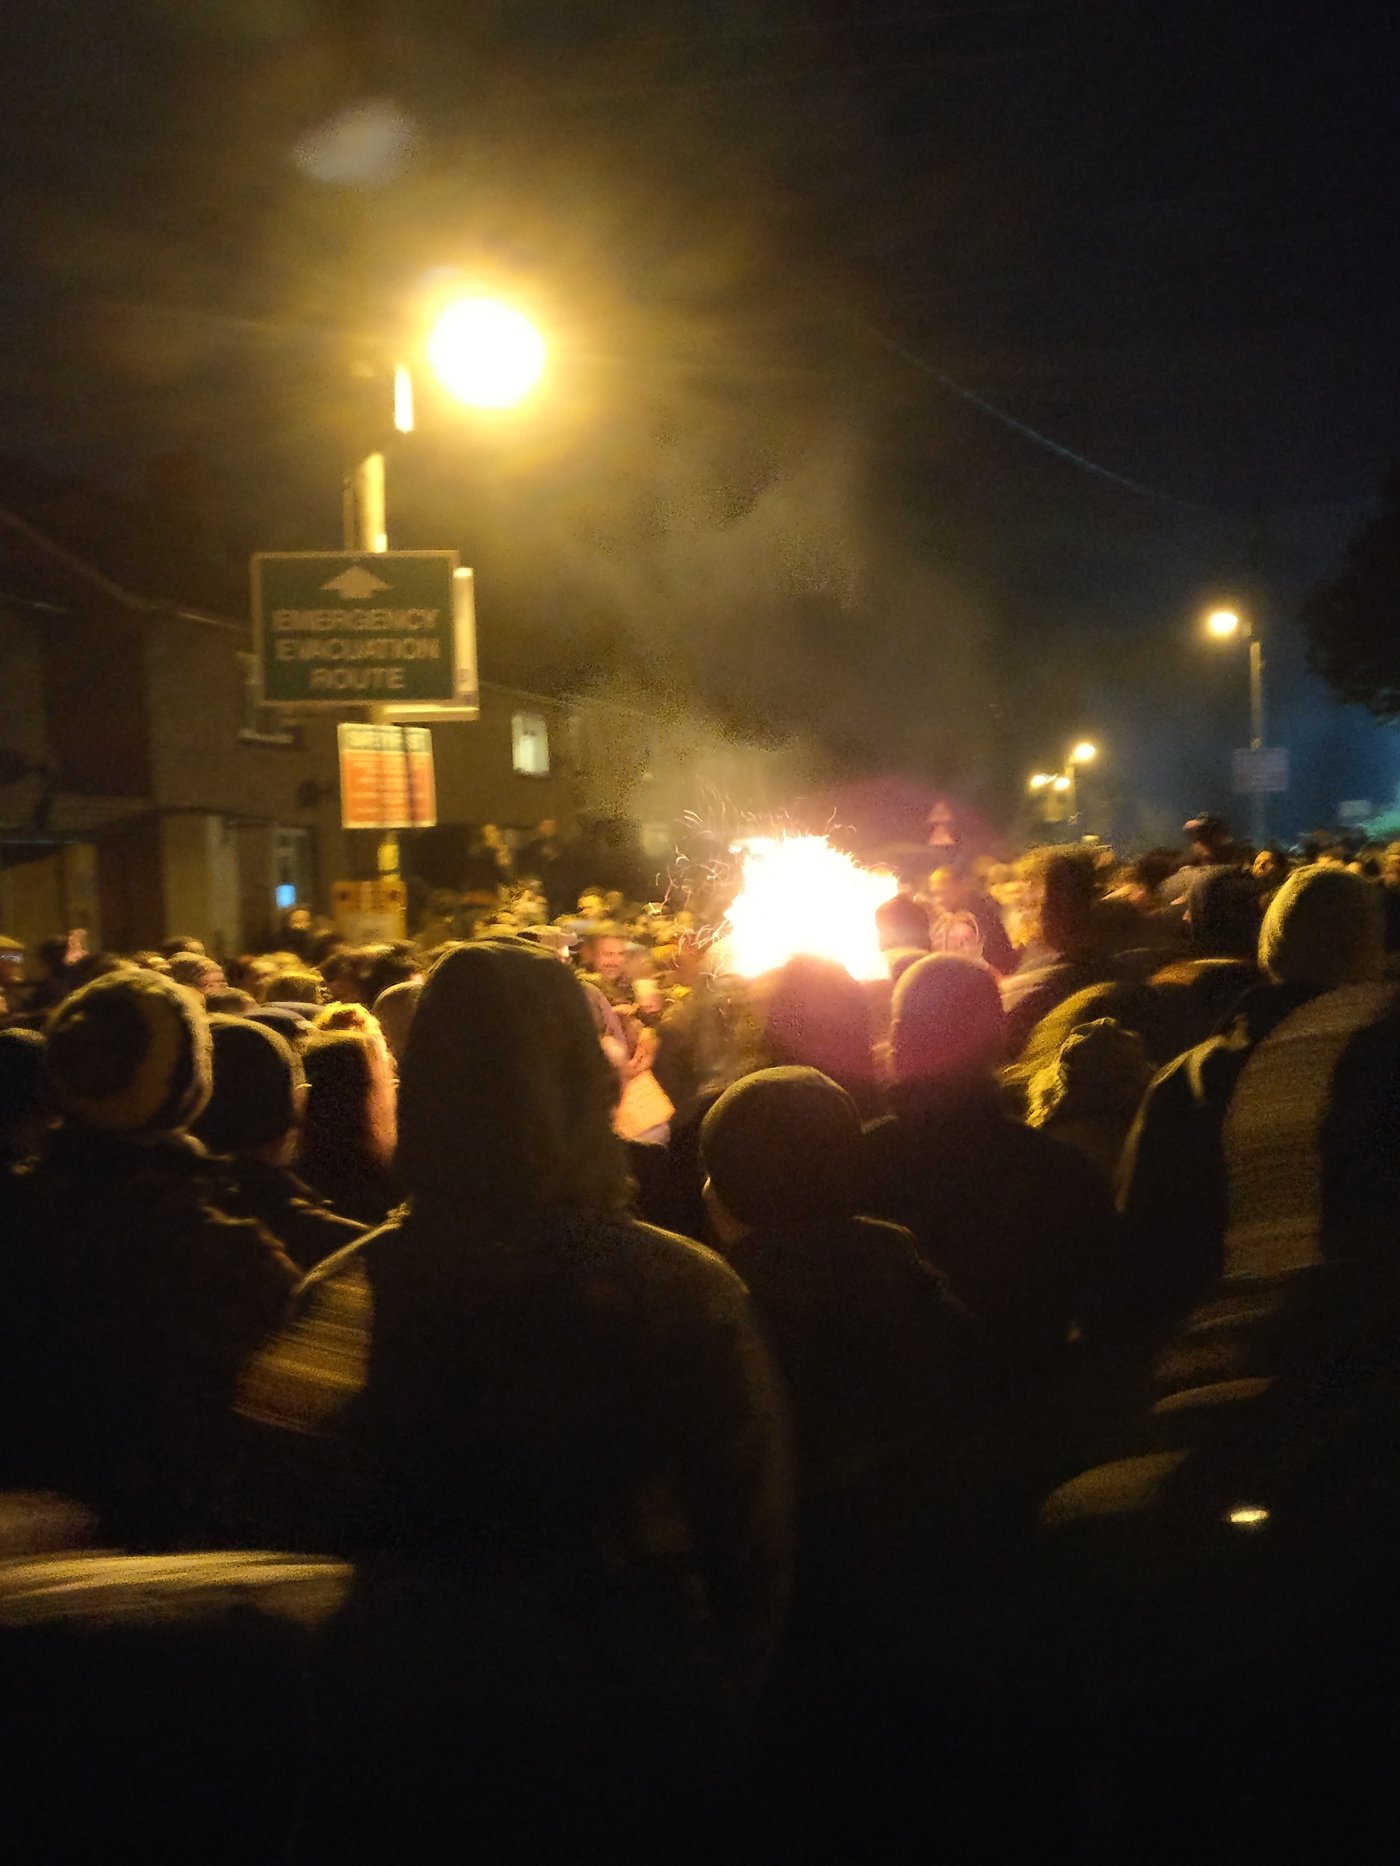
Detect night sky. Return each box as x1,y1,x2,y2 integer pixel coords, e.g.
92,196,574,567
5,0,1400,842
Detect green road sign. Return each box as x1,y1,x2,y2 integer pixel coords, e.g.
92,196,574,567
252,551,477,711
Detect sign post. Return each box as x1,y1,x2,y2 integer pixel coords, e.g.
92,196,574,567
251,551,478,715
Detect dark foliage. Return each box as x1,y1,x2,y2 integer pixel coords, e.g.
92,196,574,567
1305,464,1400,717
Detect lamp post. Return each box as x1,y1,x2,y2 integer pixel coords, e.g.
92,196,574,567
341,293,549,878
1205,608,1267,847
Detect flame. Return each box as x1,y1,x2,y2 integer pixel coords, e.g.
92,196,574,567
715,836,897,982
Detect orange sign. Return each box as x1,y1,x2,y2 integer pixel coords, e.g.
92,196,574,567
338,723,436,829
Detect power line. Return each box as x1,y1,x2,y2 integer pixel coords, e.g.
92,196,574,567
836,308,1217,513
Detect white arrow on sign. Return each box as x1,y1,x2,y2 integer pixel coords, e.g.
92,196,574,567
323,566,391,598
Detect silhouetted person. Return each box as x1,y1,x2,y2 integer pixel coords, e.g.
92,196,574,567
0,971,296,1544
864,954,1117,1371
230,941,792,1859
193,1015,365,1274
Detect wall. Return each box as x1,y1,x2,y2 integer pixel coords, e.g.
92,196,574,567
96,817,164,951
427,686,575,831
0,605,47,767
159,814,243,954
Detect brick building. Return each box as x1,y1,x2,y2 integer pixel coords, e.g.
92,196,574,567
0,510,811,954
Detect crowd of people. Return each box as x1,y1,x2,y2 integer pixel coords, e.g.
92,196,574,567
3,811,1400,1858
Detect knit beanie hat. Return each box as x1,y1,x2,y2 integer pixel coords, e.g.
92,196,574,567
701,1065,860,1228
1258,864,1385,989
193,1014,304,1155
890,953,1006,1083
45,969,211,1137
1025,1017,1152,1127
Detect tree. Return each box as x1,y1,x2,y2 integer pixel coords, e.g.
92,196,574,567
1305,464,1400,717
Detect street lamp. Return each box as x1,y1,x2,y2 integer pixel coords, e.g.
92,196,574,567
426,297,547,410
1027,741,1098,831
345,293,549,555
338,290,549,882
1204,605,1267,846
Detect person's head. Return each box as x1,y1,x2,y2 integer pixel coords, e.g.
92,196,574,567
319,948,371,1004
260,967,325,1007
1019,846,1098,955
1251,846,1290,886
159,935,206,961
0,1027,51,1159
34,936,70,981
203,986,258,1016
371,977,422,1062
875,894,932,954
193,1015,307,1163
701,1066,861,1242
166,951,228,997
1183,867,1260,960
581,929,629,982
760,956,874,1094
889,953,1006,1086
43,970,211,1140
577,889,607,921
1024,1017,1153,1131
1127,848,1180,898
300,1026,398,1184
1183,814,1231,862
396,939,628,1223
1258,864,1386,990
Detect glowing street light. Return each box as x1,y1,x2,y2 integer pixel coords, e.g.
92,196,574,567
426,296,548,410
1203,603,1268,845
345,293,549,555
1028,739,1099,829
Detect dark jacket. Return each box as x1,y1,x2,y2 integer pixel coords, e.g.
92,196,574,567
719,1214,970,1500
216,1154,366,1274
862,1079,1118,1368
0,1127,297,1544
1112,982,1317,1328
232,1206,792,1714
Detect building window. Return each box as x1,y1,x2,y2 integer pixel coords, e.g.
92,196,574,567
512,712,550,777
237,652,300,747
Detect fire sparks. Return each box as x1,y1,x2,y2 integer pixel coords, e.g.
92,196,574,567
715,836,897,982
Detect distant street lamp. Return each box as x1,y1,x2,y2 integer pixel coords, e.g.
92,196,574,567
1204,605,1267,846
1026,739,1099,832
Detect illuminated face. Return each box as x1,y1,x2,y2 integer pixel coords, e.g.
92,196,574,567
591,937,628,981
